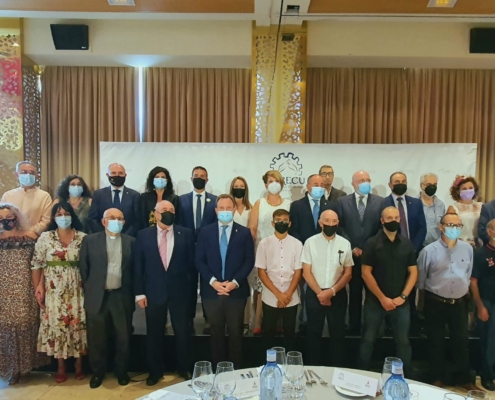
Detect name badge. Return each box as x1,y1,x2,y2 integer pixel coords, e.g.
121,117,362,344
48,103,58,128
332,368,378,397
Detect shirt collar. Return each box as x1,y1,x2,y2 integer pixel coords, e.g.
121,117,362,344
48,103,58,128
437,236,454,248
379,228,401,243
16,186,37,192
157,224,173,234
194,190,206,197
106,232,120,240
392,193,404,202
218,221,234,230
111,185,124,191
354,192,368,200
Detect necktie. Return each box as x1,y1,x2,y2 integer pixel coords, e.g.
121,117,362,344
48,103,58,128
159,229,169,270
195,194,202,230
113,190,121,208
312,199,320,228
220,225,228,280
397,197,409,238
358,196,365,221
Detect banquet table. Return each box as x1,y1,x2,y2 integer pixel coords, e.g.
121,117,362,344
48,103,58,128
136,366,452,400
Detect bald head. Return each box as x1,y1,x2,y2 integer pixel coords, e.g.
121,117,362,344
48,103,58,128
102,207,125,235
107,163,126,176
103,208,124,220
352,170,371,194
320,209,339,226
155,200,175,228
155,200,175,213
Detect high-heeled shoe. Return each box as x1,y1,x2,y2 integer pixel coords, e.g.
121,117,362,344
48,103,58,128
75,371,86,380
253,328,262,335
8,372,19,385
55,373,67,383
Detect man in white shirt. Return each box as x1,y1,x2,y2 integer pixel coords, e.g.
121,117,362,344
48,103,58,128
1,161,52,235
256,209,303,349
302,209,353,367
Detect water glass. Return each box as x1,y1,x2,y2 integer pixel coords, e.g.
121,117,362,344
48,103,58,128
187,361,214,400
379,357,402,391
214,361,236,399
272,346,287,376
468,391,492,400
286,351,304,399
444,394,467,400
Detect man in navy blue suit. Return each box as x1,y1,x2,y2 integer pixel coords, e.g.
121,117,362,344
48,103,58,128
134,200,195,386
179,166,218,333
382,171,427,334
88,163,140,236
196,194,255,369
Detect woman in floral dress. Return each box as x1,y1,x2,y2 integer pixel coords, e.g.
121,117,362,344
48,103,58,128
0,203,50,385
32,202,87,383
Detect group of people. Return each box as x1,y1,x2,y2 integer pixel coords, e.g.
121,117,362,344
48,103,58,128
1,160,495,393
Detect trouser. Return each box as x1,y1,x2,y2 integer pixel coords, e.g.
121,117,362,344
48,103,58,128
424,292,471,384
297,281,308,328
479,299,495,381
86,290,133,377
306,288,346,367
203,297,247,370
146,298,191,376
358,298,412,375
262,302,298,350
348,258,364,331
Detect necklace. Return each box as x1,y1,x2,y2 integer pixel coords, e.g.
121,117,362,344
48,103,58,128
266,196,283,207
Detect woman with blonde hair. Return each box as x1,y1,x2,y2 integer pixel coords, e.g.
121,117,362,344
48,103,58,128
248,170,291,334
0,203,49,384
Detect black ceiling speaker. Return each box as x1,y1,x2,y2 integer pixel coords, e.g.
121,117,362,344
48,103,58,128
470,28,495,54
50,24,89,50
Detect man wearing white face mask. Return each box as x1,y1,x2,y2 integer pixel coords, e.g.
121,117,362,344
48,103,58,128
196,194,255,369
1,161,52,235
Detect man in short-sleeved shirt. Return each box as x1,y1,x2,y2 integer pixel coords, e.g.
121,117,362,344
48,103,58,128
359,206,418,374
256,209,303,350
302,209,353,366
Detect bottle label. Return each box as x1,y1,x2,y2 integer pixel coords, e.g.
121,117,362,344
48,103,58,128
391,364,403,375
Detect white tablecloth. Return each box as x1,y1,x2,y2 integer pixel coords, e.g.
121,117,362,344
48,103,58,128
136,366,450,400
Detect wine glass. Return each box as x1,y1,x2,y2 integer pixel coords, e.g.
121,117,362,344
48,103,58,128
286,351,304,399
214,361,236,399
467,391,492,400
444,394,467,400
187,361,214,400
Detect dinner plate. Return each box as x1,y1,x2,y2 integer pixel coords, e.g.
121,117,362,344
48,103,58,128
334,385,367,397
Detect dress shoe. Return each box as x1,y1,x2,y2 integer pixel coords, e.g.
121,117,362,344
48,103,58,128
117,374,130,386
482,380,495,391
456,383,483,392
146,375,162,386
431,380,445,389
8,373,19,385
89,375,104,389
179,371,192,381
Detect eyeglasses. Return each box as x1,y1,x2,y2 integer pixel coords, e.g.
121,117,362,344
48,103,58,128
105,216,124,221
442,223,464,229
19,171,36,175
320,172,334,177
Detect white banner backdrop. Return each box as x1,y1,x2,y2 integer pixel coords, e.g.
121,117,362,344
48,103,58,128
99,142,477,206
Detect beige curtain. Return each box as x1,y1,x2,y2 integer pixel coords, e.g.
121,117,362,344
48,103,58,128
145,68,251,142
41,66,137,194
307,68,495,200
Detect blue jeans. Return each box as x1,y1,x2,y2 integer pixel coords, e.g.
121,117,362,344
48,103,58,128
359,298,412,374
479,300,495,381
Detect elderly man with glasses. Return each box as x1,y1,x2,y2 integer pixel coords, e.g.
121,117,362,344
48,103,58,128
417,212,480,391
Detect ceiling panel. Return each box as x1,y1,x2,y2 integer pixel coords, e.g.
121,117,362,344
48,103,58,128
308,0,495,15
0,0,254,14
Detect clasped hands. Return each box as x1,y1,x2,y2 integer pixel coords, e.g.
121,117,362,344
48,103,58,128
213,280,237,296
276,292,293,308
317,289,334,307
380,296,405,311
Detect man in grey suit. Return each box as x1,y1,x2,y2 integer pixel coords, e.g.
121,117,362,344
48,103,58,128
330,170,383,334
319,165,347,203
79,208,135,389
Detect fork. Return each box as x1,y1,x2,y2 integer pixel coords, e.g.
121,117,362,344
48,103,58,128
307,370,317,385
309,370,328,386
304,370,312,386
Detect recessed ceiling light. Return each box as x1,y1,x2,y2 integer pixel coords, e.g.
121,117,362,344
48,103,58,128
108,0,135,6
427,0,457,8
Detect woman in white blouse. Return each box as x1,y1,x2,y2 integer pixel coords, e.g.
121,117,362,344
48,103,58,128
229,176,253,335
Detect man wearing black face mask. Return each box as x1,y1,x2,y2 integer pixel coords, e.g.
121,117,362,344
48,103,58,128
359,206,418,375
301,209,353,367
134,200,195,385
256,209,303,350
178,166,218,334
419,173,445,247
88,163,140,236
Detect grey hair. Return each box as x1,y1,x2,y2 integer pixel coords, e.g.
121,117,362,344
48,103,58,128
0,202,32,231
107,163,126,173
15,161,36,173
420,173,438,184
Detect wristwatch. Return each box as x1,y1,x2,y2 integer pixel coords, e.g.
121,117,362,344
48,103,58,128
400,294,407,300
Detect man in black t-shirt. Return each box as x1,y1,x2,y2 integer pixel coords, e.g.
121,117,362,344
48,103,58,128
471,218,495,391
359,206,418,375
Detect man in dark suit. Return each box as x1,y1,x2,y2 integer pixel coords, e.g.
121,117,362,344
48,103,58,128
479,200,495,244
178,166,218,333
79,208,135,389
134,200,195,386
88,163,140,236
319,165,347,203
196,194,255,369
330,170,383,334
382,172,427,334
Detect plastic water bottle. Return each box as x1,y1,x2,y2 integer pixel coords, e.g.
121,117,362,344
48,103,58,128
260,349,283,400
383,361,410,400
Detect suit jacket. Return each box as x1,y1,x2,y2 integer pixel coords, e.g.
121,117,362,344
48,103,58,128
78,231,135,315
479,200,495,244
139,191,180,230
289,194,331,244
133,224,195,305
330,193,383,250
327,187,347,203
381,194,427,253
178,191,217,236
195,221,255,300
88,186,140,237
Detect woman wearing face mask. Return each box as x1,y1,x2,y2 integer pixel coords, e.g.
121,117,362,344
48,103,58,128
229,177,253,334
249,171,291,335
31,202,87,383
54,175,93,234
140,167,179,229
0,203,50,385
